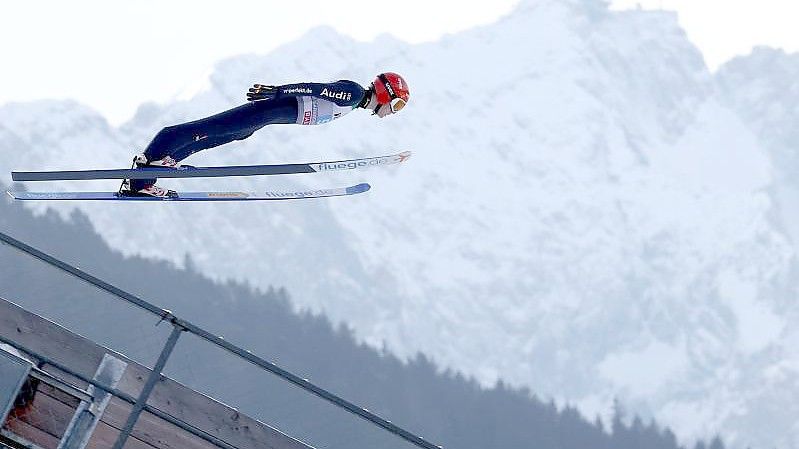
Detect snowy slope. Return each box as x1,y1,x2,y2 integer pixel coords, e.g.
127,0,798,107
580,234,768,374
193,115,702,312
712,48,799,448
1,1,796,447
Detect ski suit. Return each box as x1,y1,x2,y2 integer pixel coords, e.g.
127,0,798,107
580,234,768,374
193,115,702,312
133,80,366,189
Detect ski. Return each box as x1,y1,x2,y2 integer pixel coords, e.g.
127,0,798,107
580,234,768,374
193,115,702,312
11,151,411,182
6,183,370,201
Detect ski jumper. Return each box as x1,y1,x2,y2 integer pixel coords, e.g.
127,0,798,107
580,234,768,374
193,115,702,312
133,80,366,189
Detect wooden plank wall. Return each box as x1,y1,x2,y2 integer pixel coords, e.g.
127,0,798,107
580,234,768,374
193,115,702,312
0,297,314,449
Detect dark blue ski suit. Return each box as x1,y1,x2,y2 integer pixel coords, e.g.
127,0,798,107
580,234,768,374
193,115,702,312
133,80,366,189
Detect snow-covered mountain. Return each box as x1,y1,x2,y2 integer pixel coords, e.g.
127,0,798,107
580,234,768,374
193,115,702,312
1,0,796,447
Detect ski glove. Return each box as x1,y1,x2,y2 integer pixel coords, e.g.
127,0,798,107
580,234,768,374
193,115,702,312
246,84,277,102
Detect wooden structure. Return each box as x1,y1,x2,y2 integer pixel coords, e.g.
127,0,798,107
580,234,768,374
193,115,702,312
0,297,313,449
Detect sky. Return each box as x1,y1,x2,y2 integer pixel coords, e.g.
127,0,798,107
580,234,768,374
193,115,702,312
1,0,798,125
610,0,799,65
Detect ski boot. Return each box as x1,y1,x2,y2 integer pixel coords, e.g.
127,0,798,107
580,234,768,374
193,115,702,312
117,154,178,198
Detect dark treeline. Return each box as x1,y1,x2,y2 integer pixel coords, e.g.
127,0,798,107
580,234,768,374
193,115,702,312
0,190,727,449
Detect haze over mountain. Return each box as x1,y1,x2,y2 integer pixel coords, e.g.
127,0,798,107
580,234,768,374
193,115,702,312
1,1,796,447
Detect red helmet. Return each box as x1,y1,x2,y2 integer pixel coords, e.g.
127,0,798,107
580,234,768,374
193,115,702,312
372,72,410,112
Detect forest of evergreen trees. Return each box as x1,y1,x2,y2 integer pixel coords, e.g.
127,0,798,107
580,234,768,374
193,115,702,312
0,189,728,449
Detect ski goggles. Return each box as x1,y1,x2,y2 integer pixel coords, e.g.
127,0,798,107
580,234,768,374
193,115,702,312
389,97,407,113
378,73,408,113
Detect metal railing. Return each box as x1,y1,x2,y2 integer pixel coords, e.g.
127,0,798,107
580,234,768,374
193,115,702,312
0,231,442,449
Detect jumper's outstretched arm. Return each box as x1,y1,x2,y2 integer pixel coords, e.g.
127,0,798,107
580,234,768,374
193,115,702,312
246,81,366,107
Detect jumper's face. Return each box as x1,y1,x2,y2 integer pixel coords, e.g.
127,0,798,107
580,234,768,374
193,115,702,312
375,103,394,118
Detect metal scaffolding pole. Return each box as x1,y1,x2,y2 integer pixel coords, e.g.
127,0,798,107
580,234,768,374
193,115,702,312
111,324,183,449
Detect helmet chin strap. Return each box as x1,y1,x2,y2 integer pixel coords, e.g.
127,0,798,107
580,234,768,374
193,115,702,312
359,86,375,109
361,85,384,115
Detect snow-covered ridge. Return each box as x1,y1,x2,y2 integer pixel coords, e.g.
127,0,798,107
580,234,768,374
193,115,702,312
2,1,797,448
